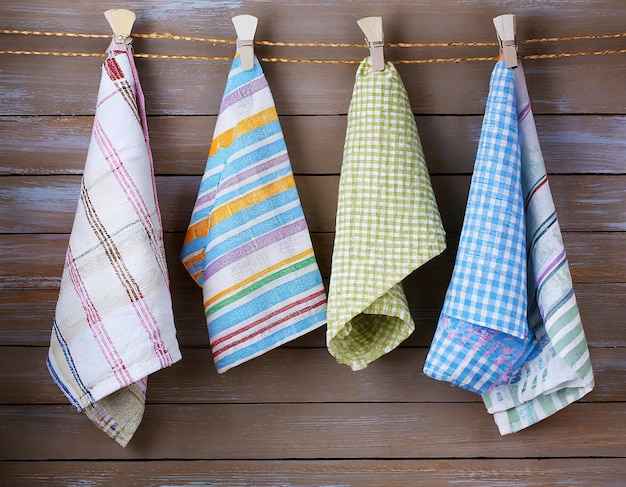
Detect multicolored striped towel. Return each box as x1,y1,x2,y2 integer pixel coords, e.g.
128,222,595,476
47,40,181,447
326,57,447,370
423,59,594,434
181,54,327,374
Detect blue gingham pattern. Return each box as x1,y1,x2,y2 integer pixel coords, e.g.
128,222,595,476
423,61,532,394
423,314,534,394
482,62,594,435
443,61,527,336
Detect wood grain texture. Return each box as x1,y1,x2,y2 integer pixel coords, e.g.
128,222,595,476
1,1,625,115
2,459,626,487
1,283,625,348
2,175,626,233
1,232,624,289
0,282,626,348
0,231,623,348
2,55,625,116
2,115,625,176
4,0,625,41
1,0,624,483
1,403,624,460
0,346,622,405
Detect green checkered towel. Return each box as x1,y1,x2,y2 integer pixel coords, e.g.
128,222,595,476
327,57,446,370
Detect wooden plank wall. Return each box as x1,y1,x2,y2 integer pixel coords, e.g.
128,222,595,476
1,0,625,485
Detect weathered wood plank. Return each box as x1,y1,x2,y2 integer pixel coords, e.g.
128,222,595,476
2,175,625,233
1,232,623,289
3,282,625,349
2,458,625,487
0,403,623,460
0,229,622,347
0,0,624,478
2,115,625,176
2,54,625,116
2,0,625,115
4,0,625,43
0,346,621,405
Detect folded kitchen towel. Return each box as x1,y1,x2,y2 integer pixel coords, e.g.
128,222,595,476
181,54,327,373
47,40,181,447
423,59,594,434
423,60,533,394
482,62,594,435
327,57,446,371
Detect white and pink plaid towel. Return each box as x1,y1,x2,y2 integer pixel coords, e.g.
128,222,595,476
47,40,181,447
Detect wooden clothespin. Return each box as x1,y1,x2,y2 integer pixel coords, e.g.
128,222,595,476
104,9,136,45
232,15,258,70
493,14,518,68
357,16,384,72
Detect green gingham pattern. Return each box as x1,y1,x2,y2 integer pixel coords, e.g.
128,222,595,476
326,57,446,370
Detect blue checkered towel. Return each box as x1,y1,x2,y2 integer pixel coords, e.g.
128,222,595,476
482,62,593,435
423,61,534,394
424,58,594,434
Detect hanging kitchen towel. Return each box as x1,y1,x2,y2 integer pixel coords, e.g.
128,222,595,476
326,57,446,371
482,62,594,435
47,40,181,447
423,60,533,394
423,59,594,434
181,54,327,373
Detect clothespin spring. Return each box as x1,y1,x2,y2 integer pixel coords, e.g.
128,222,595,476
114,34,133,45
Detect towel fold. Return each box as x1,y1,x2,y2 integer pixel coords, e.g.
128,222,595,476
181,54,327,374
327,57,447,371
47,40,181,447
423,59,593,434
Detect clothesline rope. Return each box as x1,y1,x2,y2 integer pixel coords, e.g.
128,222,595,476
1,28,625,47
1,29,624,63
1,49,625,64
